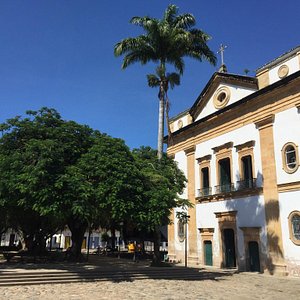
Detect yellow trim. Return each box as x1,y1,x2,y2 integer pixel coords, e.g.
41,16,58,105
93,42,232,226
278,181,300,193
185,148,198,259
215,211,238,268
257,68,270,89
213,86,231,109
199,228,214,266
278,65,289,79
256,116,286,273
240,227,262,272
281,142,299,174
167,85,300,156
235,141,255,181
197,155,211,191
214,143,233,188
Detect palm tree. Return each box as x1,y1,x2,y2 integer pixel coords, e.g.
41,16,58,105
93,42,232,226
114,4,216,160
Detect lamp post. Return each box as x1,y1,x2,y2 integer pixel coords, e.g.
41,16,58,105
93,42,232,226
118,221,123,259
184,222,188,268
176,211,190,268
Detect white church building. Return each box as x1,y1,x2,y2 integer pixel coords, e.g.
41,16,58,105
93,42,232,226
167,46,300,276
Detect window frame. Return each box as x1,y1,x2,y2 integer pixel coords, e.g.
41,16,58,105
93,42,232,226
288,211,300,246
281,142,299,174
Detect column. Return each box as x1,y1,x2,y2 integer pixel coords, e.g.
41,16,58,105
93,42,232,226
255,115,287,275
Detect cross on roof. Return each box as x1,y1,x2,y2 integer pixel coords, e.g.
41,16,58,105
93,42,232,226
217,44,227,66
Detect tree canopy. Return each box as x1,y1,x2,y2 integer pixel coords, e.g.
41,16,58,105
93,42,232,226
0,108,188,262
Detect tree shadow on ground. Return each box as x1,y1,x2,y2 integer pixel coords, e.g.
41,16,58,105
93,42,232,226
0,255,235,285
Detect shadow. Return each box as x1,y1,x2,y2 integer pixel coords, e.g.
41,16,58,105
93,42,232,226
224,169,284,275
0,253,235,286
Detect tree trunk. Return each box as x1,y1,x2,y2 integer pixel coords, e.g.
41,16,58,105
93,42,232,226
157,82,165,160
67,220,87,261
111,227,116,250
152,226,161,266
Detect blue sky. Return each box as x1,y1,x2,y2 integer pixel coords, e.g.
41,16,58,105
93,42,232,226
0,0,299,149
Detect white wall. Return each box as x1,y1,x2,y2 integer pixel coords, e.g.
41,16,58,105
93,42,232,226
279,190,300,276
269,56,299,85
171,113,190,132
273,107,300,184
196,195,267,265
195,123,263,192
195,83,256,121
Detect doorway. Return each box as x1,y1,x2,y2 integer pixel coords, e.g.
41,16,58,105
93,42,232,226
248,241,260,272
9,234,15,246
204,240,213,266
223,228,236,268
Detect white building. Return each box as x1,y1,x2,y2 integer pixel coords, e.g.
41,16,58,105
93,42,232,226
167,46,300,276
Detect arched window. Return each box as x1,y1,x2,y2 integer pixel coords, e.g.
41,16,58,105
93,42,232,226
281,142,299,173
288,211,300,246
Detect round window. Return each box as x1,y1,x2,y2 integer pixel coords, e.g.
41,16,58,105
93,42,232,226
213,87,231,109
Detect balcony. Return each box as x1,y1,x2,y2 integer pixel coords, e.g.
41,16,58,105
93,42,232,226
215,183,235,194
236,178,257,190
196,178,261,202
196,187,212,198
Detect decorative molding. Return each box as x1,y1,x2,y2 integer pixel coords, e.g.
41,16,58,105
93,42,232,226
196,154,212,163
281,142,299,174
197,187,263,203
184,145,196,156
278,65,289,79
177,119,183,129
215,211,237,221
235,140,255,151
288,211,300,246
167,92,300,156
254,114,275,130
199,228,215,234
213,86,231,109
212,142,233,154
278,181,300,193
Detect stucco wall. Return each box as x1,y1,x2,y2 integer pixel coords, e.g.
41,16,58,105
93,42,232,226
269,56,299,85
279,190,300,276
273,107,300,184
195,83,256,121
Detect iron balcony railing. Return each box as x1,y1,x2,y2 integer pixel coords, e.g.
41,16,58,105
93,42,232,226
236,178,257,190
197,187,212,198
215,183,235,194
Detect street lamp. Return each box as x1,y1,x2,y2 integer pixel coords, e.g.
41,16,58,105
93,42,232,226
118,221,124,259
176,211,190,268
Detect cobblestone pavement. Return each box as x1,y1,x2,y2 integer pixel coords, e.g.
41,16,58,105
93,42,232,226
0,257,299,300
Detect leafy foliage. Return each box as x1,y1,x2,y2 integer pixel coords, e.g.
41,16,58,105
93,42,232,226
115,4,216,159
132,146,190,231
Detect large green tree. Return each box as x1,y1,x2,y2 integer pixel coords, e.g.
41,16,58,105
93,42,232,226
0,108,143,259
0,108,94,255
114,4,216,159
61,133,143,258
132,146,190,264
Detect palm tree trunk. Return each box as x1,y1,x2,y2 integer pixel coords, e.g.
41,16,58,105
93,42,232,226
157,81,165,160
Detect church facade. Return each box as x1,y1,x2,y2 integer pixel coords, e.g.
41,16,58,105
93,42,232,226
167,46,300,276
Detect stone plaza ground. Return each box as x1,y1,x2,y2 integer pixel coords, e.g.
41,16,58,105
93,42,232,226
0,255,299,299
